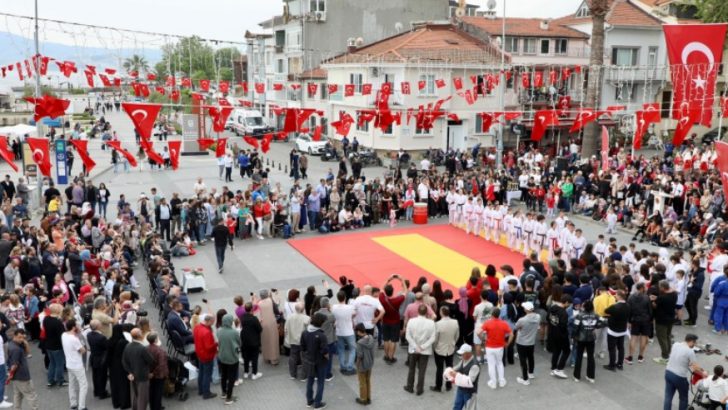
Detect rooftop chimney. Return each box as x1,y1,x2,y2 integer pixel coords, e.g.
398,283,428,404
540,19,550,30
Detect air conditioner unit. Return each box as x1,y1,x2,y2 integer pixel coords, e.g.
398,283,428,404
316,11,327,22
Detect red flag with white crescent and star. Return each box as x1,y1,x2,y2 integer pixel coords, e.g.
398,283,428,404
68,139,95,174
24,95,70,122
479,112,495,133
105,140,138,167
122,102,162,140
140,139,164,166
216,138,227,158
664,23,728,127
570,109,597,133
168,140,181,170
26,137,51,176
531,110,559,141
601,126,610,172
243,135,259,149
0,137,18,172
672,108,700,147
633,110,660,150
261,134,273,153
197,138,216,151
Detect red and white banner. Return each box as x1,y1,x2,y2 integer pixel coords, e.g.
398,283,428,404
141,139,164,166
531,110,559,141
26,137,51,177
168,140,181,170
261,134,273,153
664,23,728,127
715,141,728,201
570,109,597,133
122,102,162,140
672,108,700,147
215,138,227,158
68,139,95,174
0,137,18,172
105,140,138,167
601,126,609,172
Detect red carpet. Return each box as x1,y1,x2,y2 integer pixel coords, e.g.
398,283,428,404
288,225,524,291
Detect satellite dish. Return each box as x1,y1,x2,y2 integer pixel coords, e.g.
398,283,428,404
395,22,403,33
487,0,497,11
355,37,365,46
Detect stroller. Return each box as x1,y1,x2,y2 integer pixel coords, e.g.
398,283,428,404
165,357,190,401
688,371,711,410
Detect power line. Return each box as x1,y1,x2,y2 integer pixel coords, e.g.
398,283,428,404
0,12,246,46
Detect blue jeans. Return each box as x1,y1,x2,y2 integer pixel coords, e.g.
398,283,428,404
198,223,207,241
308,210,319,230
98,202,108,218
198,360,214,396
215,245,226,270
306,364,326,407
325,342,337,379
0,363,7,400
47,349,65,385
453,388,474,410
664,370,689,410
337,335,356,372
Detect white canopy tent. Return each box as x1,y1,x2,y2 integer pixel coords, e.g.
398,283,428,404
0,124,38,138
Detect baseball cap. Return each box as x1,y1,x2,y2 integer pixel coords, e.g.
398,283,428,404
573,298,583,306
522,302,534,312
456,344,472,355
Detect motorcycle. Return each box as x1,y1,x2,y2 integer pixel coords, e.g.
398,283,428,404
321,145,341,162
349,149,382,167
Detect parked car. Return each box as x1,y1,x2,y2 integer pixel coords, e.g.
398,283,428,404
295,135,327,155
228,109,274,137
701,127,727,144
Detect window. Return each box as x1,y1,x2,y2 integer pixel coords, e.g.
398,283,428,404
555,39,568,55
383,74,395,87
415,126,430,135
321,83,328,99
648,46,658,67
310,116,317,129
276,59,284,74
419,74,435,96
523,38,537,54
350,73,363,93
382,123,393,135
540,39,550,55
615,84,635,101
310,0,325,12
321,117,328,135
475,113,487,134
576,5,590,17
504,37,519,53
275,31,285,49
356,112,369,132
611,47,639,66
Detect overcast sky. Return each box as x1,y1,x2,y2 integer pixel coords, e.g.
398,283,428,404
1,0,583,48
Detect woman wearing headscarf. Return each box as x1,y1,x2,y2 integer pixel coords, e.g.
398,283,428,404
457,287,474,345
108,323,133,409
258,289,280,365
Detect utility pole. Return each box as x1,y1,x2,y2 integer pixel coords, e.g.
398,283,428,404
496,0,506,169
33,0,45,210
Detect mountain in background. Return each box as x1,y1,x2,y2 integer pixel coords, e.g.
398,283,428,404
0,31,162,85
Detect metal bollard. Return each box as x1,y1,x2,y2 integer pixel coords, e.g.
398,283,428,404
266,158,269,166
284,165,287,173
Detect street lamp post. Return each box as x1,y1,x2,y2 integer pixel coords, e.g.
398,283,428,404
496,0,506,169
33,0,45,210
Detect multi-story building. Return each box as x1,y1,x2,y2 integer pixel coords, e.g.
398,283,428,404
319,23,513,152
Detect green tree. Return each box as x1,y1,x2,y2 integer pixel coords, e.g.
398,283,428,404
123,54,150,74
580,0,610,158
156,37,242,81
691,0,728,22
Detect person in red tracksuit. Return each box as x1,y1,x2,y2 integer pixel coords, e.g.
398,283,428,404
193,314,219,399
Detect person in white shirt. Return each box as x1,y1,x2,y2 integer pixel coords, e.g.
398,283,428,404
546,222,560,261
193,177,206,197
444,344,480,410
420,158,431,172
503,211,514,249
605,208,618,234
571,229,587,260
472,291,494,364
700,365,728,408
594,235,608,265
534,215,548,255
522,213,535,256
554,212,567,233
462,197,474,235
511,212,524,252
62,319,88,410
354,286,384,334
404,305,436,395
446,188,458,225
417,180,429,204
455,190,467,227
332,291,357,374
469,198,483,237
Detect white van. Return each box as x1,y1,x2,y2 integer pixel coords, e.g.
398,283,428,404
227,109,274,137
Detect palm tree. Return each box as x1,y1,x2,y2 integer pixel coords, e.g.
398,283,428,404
123,54,150,75
580,0,610,158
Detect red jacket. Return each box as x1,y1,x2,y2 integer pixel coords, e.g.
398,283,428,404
193,323,218,363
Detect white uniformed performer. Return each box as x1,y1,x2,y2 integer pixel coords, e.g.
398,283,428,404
470,198,484,236
559,223,575,265
571,228,587,260
593,235,608,265
492,203,505,243
446,187,457,225
512,212,524,252
455,190,467,227
503,211,514,248
463,196,474,234
522,213,534,256
546,222,560,261
554,212,567,233
534,215,548,255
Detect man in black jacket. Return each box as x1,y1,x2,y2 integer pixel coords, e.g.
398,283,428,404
240,302,262,378
652,280,677,364
626,283,652,364
301,312,329,409
547,294,572,379
122,328,154,410
604,290,631,371
87,320,109,399
0,233,12,290
211,219,229,273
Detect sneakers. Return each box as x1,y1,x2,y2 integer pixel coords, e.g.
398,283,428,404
573,377,580,383
624,356,633,365
638,356,645,363
487,381,497,389
499,379,507,388
0,403,13,409
586,377,595,384
244,373,250,379
653,358,668,365
251,373,263,380
598,352,605,360
602,365,617,372
516,377,530,386
325,375,334,382
314,403,327,409
234,379,242,386
552,370,568,379
528,373,535,379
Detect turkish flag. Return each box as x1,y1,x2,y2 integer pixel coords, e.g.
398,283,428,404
26,137,51,177
122,102,162,140
521,72,530,88
219,81,230,94
327,84,338,95
633,110,660,150
168,140,181,170
141,139,164,166
113,78,121,87
155,86,165,95
23,60,32,78
401,82,411,95
138,83,150,98
570,109,597,133
273,83,284,91
243,135,259,149
255,83,265,94
199,79,210,91
56,61,77,77
129,70,139,78
494,111,522,122
534,71,544,88
562,67,572,81
435,78,446,89
282,108,318,133
68,139,95,174
549,69,557,85
165,76,175,86
147,73,156,81
722,97,728,118
479,112,495,133
672,108,700,146
38,56,49,76
642,103,661,123
715,141,728,172
331,112,354,136
0,137,18,172
180,78,191,88
207,106,233,133
344,84,355,97
105,68,116,75
170,90,180,102
106,140,137,167
215,138,227,158
453,77,463,91
308,83,318,96
197,138,216,151
261,134,273,153
601,126,610,172
24,95,70,122
531,110,560,141
418,80,426,91
664,23,728,127
558,95,571,111
99,74,112,87
312,125,323,141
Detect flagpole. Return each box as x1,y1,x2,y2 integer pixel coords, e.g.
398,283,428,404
33,0,45,211
496,0,506,169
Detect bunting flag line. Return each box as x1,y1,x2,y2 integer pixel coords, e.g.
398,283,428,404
122,102,162,140
197,138,216,151
68,139,95,174
105,140,138,167
261,134,273,153
168,140,181,170
531,110,560,141
24,95,70,122
243,135,259,149
141,138,165,166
